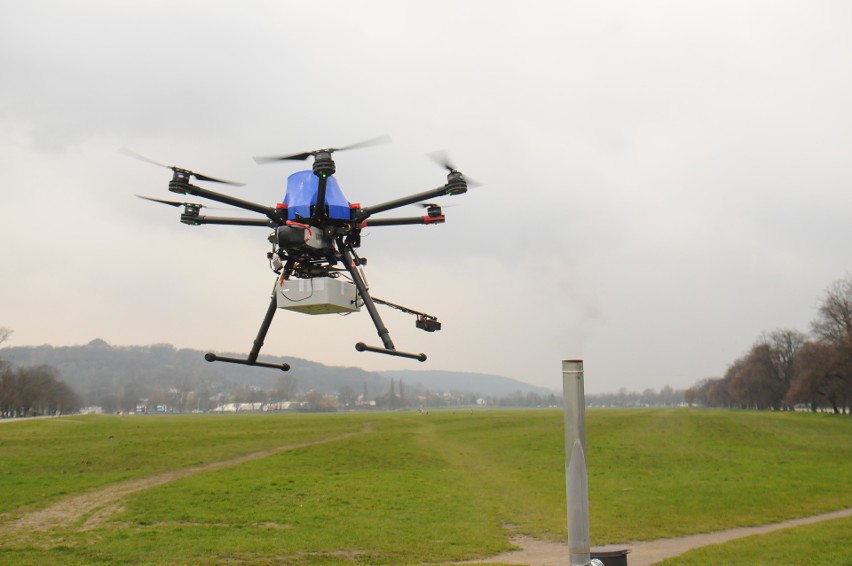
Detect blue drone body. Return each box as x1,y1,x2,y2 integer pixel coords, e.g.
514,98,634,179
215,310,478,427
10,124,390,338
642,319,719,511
282,170,352,221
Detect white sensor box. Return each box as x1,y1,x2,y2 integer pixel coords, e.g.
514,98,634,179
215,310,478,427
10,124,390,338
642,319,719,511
276,277,360,315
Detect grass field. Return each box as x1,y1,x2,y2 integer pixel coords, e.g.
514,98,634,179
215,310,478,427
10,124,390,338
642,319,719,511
659,516,852,565
0,409,850,564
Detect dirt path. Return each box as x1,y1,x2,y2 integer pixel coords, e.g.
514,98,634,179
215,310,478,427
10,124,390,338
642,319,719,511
0,427,368,535
454,507,852,565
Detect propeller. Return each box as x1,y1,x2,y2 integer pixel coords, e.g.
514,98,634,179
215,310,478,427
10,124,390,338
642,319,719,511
136,195,207,208
120,148,245,186
253,134,392,163
136,195,236,211
428,150,481,187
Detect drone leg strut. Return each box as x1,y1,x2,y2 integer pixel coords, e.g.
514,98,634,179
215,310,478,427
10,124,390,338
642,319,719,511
204,284,291,371
338,241,427,362
248,290,279,364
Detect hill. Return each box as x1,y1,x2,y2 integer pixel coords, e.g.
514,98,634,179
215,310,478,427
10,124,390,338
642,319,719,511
380,369,556,397
0,339,547,407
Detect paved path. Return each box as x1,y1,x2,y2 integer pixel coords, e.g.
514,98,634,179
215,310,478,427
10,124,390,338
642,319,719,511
455,507,852,565
625,508,852,566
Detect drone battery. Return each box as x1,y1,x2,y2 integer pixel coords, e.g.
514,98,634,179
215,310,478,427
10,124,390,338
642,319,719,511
276,277,360,315
273,224,325,250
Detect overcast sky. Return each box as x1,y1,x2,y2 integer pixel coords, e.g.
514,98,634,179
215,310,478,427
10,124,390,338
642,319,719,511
2,1,851,393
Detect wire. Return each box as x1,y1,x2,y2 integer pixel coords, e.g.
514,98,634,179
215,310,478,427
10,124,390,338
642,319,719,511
279,277,314,303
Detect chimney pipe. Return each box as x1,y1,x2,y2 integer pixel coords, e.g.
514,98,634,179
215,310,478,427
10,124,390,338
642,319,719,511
563,360,591,566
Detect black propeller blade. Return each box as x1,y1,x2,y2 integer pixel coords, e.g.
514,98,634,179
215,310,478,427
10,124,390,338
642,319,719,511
136,195,206,208
253,134,392,164
120,148,245,186
136,195,236,211
428,150,481,187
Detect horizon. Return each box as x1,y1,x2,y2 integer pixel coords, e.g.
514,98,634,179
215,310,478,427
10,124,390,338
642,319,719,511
2,336,696,396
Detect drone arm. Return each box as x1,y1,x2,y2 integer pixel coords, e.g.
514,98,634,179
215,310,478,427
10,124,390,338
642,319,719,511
372,297,436,318
361,215,445,227
170,181,282,222
181,215,276,227
356,184,461,220
373,297,441,332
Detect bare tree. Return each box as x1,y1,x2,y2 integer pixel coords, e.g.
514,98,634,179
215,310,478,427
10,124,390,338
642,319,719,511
737,329,808,410
811,277,852,345
275,374,298,400
0,364,81,417
0,365,18,417
788,341,851,414
338,385,357,408
0,327,11,371
1,330,17,416
703,277,852,413
794,276,852,413
757,330,806,387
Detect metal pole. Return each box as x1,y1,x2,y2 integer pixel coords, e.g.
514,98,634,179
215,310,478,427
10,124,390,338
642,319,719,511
563,360,591,566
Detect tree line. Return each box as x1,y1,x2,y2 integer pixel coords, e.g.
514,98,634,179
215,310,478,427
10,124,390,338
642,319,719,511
0,328,82,417
686,275,852,414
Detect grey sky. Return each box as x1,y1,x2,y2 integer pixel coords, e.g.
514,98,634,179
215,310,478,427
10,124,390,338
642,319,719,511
2,1,851,393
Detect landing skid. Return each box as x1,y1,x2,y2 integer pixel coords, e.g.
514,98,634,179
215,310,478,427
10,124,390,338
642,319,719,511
204,353,290,371
355,342,427,362
204,238,431,371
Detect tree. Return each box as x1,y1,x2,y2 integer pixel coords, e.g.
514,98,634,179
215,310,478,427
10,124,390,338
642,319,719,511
389,378,397,409
794,276,852,413
730,330,805,410
0,327,11,372
727,346,779,409
338,385,357,408
275,374,298,400
788,341,851,414
303,390,338,412
811,277,852,345
708,329,807,411
705,277,852,413
0,365,19,417
0,364,81,417
757,329,806,406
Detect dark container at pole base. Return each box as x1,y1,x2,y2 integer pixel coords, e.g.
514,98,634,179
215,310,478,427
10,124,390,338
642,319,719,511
590,546,630,566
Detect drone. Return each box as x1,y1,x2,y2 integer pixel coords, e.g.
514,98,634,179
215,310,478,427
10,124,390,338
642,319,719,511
127,136,474,371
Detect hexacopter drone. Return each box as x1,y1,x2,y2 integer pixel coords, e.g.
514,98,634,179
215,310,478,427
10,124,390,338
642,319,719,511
127,136,473,371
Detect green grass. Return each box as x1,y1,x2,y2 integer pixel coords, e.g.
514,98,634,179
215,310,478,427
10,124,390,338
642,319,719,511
587,409,852,541
0,413,362,514
659,516,852,565
0,409,850,564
